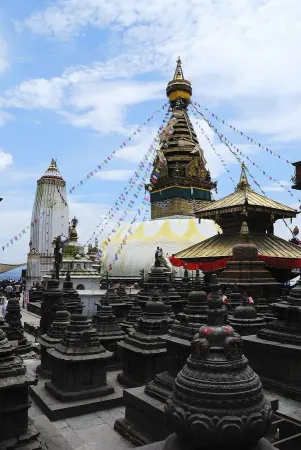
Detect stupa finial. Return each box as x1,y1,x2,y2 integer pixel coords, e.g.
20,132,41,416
236,162,251,190
173,56,184,80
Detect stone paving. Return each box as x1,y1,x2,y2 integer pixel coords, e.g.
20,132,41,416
26,359,133,450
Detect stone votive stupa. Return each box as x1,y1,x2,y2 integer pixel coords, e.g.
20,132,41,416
36,297,70,378
120,298,143,335
0,328,37,443
44,305,114,402
229,291,265,336
92,296,126,369
103,285,132,320
163,273,274,450
40,277,63,334
117,292,172,388
122,289,208,443
5,297,34,357
61,271,80,315
219,221,281,301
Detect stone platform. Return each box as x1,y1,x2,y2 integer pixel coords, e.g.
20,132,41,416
30,370,124,421
27,302,42,316
242,335,301,401
114,386,169,446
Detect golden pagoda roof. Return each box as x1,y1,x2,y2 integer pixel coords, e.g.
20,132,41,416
195,164,297,219
174,232,301,260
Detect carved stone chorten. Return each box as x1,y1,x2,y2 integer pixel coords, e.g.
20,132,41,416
5,298,34,356
243,277,301,398
120,298,143,334
103,285,132,320
29,282,44,303
219,221,281,301
176,268,193,299
227,284,243,311
137,263,185,314
229,292,265,336
145,289,208,404
45,309,114,402
164,274,273,450
36,299,70,378
40,278,63,334
117,293,172,387
116,283,130,302
0,329,37,443
62,271,80,315
92,297,125,369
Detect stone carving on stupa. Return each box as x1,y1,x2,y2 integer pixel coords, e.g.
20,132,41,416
36,298,70,378
219,221,281,302
145,289,208,403
0,328,38,444
164,274,273,450
229,291,265,336
120,298,143,335
117,292,172,387
92,296,126,369
61,271,80,315
40,278,63,334
5,297,35,357
44,308,114,402
101,285,132,321
28,281,44,303
137,256,185,314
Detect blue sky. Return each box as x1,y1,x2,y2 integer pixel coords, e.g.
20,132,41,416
0,0,300,264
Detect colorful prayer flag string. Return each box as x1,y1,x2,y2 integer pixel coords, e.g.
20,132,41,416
69,103,169,194
193,102,292,166
189,106,236,188
85,108,171,246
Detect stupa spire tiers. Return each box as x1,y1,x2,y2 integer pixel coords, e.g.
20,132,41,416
236,161,251,190
26,159,69,288
148,57,217,220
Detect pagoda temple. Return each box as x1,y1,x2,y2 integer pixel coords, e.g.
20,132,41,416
172,163,301,282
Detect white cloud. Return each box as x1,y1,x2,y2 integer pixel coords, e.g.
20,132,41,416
0,36,9,73
0,149,13,171
16,0,301,142
0,111,13,127
95,169,135,181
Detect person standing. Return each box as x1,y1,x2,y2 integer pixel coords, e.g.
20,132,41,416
5,283,13,299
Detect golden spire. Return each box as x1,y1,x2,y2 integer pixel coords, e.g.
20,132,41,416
236,162,251,190
173,56,184,80
47,158,57,171
240,220,249,236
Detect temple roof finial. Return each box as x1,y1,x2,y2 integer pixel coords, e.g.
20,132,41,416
43,158,61,178
173,56,184,80
236,162,251,191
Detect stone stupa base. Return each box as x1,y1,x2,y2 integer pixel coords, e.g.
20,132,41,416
132,433,277,450
45,379,114,402
242,335,301,400
36,364,51,378
27,301,42,316
29,373,123,421
114,386,171,445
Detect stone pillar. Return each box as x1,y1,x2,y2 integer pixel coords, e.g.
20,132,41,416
40,278,63,334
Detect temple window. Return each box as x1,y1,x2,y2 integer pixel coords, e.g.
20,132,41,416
76,284,85,290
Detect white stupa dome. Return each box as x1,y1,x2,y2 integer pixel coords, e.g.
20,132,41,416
101,218,220,277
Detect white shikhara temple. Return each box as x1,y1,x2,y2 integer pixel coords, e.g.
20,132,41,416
26,159,69,288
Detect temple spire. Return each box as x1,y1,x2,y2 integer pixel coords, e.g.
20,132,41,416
44,158,61,178
236,162,251,190
173,56,184,80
